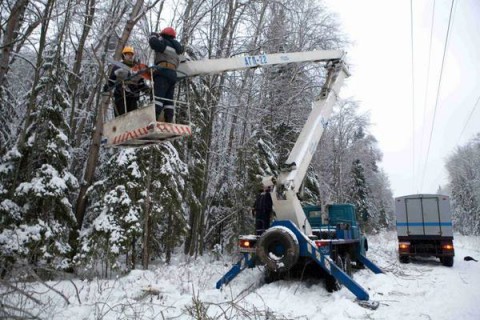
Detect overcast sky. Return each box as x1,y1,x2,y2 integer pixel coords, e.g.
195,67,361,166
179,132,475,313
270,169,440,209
323,0,480,197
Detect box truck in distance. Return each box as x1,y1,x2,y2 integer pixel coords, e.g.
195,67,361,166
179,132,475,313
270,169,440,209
395,194,454,266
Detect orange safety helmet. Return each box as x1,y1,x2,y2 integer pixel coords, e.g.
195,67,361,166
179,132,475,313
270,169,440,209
160,27,176,38
122,46,135,55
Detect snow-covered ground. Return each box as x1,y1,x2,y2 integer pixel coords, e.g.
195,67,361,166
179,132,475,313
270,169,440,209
4,231,480,319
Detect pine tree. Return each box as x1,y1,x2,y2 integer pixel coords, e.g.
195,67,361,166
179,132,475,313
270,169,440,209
78,149,144,274
0,43,78,273
78,143,191,272
313,101,394,231
446,135,480,235
349,159,370,230
146,143,190,264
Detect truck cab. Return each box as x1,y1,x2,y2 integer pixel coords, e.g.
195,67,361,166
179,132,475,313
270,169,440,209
304,204,368,264
305,204,360,239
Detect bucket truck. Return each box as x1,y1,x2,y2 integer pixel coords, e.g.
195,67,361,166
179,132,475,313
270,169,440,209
102,49,383,307
202,50,383,308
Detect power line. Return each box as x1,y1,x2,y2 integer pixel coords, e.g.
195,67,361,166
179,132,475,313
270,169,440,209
457,95,480,145
410,0,416,192
418,0,436,191
420,0,455,191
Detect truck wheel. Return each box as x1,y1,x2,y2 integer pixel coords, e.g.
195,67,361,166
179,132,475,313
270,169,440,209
325,274,340,292
264,269,283,284
256,227,299,273
335,255,344,272
441,257,454,267
399,255,410,264
343,253,353,277
326,255,343,292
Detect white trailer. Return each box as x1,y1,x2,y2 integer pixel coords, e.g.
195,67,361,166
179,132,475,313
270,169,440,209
395,194,454,266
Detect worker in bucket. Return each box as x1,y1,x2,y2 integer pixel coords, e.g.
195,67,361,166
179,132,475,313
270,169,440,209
252,185,273,235
104,46,150,116
149,27,184,123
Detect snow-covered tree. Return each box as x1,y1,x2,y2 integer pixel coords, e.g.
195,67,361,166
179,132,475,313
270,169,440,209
0,43,78,273
446,134,480,235
78,143,191,273
350,159,369,223
78,149,144,273
313,100,394,232
146,143,190,264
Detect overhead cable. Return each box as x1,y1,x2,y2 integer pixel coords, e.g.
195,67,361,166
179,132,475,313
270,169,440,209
457,95,480,145
420,0,456,191
419,0,436,191
410,0,416,192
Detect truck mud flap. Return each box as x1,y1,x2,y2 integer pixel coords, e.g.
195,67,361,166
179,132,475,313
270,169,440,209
216,253,255,289
357,254,383,274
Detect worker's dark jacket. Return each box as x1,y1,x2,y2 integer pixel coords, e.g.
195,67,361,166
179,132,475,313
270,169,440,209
254,191,273,234
105,63,147,98
149,34,184,70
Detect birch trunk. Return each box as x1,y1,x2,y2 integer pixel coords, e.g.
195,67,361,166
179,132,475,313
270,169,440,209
0,0,29,91
74,0,146,229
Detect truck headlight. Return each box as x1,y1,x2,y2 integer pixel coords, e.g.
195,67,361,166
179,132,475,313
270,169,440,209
240,239,251,248
239,237,257,252
441,243,454,251
399,242,410,252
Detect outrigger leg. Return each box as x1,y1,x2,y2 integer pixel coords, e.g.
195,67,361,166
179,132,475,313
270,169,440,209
216,253,256,289
357,254,383,274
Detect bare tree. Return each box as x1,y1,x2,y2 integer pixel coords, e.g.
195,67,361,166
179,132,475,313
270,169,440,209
0,0,30,91
74,0,147,232
67,0,97,140
446,134,480,235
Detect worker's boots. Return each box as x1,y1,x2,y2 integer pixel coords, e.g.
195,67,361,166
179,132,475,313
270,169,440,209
164,106,175,123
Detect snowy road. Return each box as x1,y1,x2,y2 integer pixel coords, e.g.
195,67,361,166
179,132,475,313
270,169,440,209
219,231,480,319
5,232,480,319
361,232,480,320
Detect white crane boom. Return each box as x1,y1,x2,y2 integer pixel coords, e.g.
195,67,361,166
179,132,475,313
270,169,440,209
177,50,345,77
178,50,349,236
104,50,348,236
266,60,350,236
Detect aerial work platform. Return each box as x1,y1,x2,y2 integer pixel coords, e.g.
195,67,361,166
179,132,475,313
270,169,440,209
102,104,192,147
102,50,345,148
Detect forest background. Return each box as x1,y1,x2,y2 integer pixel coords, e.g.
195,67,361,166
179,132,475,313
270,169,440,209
0,0,478,280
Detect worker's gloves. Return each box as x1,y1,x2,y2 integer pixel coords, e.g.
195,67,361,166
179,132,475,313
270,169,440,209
114,68,130,80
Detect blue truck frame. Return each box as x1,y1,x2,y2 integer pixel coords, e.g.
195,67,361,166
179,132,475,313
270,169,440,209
216,204,383,303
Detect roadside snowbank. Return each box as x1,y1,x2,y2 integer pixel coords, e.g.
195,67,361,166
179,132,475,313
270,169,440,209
2,231,479,319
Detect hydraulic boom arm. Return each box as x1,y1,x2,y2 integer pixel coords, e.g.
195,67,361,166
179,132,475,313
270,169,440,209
179,50,348,235
177,50,345,78
269,59,350,235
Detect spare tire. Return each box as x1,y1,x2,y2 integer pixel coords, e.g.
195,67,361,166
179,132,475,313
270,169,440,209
256,226,300,272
